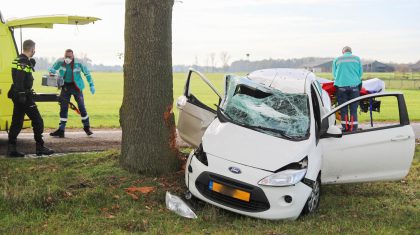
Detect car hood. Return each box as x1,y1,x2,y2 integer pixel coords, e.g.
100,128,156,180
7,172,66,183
202,119,312,172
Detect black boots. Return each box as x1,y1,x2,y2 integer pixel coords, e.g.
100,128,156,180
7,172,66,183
7,143,53,157
83,127,93,136
50,129,65,138
50,128,92,137
36,143,54,156
7,144,25,158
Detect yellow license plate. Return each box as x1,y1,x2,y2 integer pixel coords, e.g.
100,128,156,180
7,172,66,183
209,180,250,202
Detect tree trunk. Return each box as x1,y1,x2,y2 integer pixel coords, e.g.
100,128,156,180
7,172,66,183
120,0,179,175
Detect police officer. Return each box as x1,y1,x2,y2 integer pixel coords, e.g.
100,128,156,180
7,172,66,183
332,46,363,132
7,39,54,157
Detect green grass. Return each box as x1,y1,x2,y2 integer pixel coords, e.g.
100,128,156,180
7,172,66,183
0,146,419,234
30,71,420,129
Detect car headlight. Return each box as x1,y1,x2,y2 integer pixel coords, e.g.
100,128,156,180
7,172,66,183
258,157,308,187
258,169,307,187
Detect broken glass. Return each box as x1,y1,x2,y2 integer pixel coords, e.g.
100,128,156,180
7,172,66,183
220,76,310,139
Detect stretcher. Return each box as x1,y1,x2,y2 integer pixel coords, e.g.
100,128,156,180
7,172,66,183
317,78,385,128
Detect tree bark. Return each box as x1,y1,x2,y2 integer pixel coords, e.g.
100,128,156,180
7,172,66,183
120,0,179,175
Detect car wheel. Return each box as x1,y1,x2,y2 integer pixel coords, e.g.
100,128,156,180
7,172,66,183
302,175,321,215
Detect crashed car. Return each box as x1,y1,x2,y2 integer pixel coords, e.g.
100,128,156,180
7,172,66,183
176,68,415,220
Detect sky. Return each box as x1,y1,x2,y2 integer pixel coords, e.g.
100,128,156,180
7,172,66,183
1,0,420,66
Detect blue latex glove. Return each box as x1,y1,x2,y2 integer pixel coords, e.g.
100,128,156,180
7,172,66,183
90,85,96,95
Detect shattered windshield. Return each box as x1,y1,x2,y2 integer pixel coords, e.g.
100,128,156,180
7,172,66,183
220,76,310,140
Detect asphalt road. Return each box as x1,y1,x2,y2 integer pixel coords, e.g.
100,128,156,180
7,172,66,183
1,124,419,156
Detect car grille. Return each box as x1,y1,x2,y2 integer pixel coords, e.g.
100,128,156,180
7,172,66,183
195,172,270,212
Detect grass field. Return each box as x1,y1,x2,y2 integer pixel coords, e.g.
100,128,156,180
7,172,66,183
0,146,418,234
31,71,420,129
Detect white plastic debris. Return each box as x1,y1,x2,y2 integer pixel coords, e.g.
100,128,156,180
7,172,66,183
165,191,197,219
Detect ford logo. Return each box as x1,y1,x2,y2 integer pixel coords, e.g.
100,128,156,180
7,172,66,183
229,167,241,174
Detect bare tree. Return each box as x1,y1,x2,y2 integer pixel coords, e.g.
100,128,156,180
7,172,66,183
120,0,179,175
219,51,230,72
193,55,199,69
209,52,216,72
205,55,210,72
77,52,92,66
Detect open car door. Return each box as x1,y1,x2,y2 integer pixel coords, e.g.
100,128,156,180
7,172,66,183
320,92,415,184
5,15,100,29
177,69,222,147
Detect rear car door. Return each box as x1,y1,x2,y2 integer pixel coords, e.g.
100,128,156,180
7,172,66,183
177,69,221,147
320,92,415,184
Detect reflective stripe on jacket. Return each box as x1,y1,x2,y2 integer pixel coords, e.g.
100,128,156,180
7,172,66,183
49,58,93,91
11,54,35,91
332,52,363,87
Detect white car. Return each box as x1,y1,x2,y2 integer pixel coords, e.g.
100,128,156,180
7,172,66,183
176,68,415,220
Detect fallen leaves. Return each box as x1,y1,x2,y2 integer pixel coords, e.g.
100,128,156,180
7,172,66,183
127,192,139,200
100,204,121,219
125,186,155,194
124,186,155,200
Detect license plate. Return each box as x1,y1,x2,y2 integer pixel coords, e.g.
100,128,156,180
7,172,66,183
209,180,250,202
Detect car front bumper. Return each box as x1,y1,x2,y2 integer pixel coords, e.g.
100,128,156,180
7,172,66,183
185,152,312,220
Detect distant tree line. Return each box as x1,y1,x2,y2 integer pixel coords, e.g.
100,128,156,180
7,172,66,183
34,55,420,74
174,56,334,73
174,56,420,73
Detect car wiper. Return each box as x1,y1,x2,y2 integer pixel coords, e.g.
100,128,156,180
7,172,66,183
247,125,295,139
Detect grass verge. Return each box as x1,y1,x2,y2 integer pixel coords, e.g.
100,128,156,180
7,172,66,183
0,146,419,234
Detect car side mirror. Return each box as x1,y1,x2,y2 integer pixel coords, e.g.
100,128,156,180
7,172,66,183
321,125,342,138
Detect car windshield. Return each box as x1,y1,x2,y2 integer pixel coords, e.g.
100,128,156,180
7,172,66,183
219,76,310,140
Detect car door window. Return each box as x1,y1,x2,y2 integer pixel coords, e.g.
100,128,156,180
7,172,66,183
185,71,221,113
311,85,321,141
324,94,408,134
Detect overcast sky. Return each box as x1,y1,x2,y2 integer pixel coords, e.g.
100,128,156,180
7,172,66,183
1,0,419,66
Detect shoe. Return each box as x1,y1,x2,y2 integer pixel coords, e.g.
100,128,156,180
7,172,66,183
36,143,54,156
7,144,25,158
83,127,93,136
50,129,65,138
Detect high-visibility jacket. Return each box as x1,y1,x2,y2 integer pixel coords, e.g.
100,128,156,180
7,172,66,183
332,52,363,87
49,58,93,92
11,54,35,92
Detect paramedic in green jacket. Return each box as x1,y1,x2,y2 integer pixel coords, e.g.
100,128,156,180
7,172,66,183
332,46,363,132
49,49,95,138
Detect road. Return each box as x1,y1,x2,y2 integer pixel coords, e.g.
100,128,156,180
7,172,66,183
1,124,419,156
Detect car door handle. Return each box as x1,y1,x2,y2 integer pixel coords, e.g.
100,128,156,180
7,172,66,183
391,135,410,141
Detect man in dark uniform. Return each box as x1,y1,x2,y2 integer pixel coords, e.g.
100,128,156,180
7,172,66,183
7,39,54,157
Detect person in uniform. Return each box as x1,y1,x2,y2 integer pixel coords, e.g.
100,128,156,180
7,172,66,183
7,39,54,157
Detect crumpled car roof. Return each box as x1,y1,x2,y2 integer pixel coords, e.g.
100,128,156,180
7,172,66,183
247,68,316,94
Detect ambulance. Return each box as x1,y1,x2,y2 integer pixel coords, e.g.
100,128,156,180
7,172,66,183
0,10,99,131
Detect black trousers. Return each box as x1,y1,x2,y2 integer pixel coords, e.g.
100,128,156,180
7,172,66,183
8,98,44,145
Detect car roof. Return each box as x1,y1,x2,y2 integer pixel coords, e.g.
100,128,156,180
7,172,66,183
247,68,316,94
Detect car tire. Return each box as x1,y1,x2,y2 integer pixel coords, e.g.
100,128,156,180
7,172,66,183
301,174,321,215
